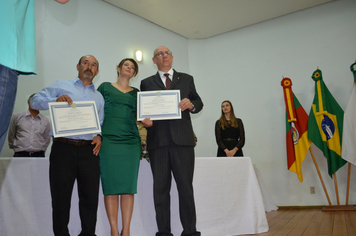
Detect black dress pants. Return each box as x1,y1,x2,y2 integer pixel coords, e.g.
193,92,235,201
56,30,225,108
149,145,201,236
49,141,100,236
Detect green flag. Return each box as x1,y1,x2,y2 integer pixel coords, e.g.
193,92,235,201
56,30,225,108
308,69,347,177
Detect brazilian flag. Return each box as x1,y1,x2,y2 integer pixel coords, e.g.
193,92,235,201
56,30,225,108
308,69,347,177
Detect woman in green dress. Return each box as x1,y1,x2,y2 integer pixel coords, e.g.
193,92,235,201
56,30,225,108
98,58,141,236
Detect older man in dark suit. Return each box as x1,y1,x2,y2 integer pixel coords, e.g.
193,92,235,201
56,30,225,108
140,46,203,236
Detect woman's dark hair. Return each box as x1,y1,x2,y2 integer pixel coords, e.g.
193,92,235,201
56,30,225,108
117,58,139,77
219,100,238,130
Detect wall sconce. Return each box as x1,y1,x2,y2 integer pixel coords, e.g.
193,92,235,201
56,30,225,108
135,50,142,62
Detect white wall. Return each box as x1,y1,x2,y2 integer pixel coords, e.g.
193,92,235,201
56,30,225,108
1,0,189,154
2,0,356,206
189,0,356,206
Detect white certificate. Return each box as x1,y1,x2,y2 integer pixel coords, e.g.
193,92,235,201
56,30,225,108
137,90,181,121
48,101,101,137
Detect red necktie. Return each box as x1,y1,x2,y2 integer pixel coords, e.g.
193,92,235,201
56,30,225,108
164,73,171,89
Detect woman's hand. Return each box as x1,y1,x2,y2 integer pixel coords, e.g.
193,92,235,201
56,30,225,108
229,147,238,157
225,147,238,157
91,136,102,156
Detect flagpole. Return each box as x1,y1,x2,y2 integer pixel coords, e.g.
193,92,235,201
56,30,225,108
344,62,356,206
333,173,340,205
322,172,356,211
309,147,332,206
322,163,356,211
346,163,351,205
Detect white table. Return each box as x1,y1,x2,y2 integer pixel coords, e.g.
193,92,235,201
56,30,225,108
0,157,268,236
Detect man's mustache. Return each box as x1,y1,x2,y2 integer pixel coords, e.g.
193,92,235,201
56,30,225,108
85,69,93,75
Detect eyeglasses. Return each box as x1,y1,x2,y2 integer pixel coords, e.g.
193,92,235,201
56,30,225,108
154,51,172,57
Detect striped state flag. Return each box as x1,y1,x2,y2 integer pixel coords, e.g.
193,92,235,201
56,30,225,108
281,78,311,182
308,69,347,177
342,62,356,166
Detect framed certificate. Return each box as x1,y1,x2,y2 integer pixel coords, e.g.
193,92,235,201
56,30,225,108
137,90,181,121
48,101,101,137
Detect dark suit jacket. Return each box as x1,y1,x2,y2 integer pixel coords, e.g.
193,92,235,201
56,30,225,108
140,70,203,150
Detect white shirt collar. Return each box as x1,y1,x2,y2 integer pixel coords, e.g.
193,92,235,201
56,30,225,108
158,69,174,84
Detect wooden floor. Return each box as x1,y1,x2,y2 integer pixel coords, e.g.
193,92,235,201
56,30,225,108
240,208,356,236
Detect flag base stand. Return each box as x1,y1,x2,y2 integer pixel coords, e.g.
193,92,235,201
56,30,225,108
322,205,356,211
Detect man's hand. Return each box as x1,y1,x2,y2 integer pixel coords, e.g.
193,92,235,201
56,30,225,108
91,136,102,156
142,118,153,128
56,94,73,105
179,98,194,112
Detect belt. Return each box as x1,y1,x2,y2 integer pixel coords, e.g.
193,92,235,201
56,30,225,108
53,138,92,146
223,138,237,141
14,151,45,157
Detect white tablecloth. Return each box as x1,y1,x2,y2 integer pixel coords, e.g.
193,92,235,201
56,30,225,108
0,157,268,236
254,166,278,212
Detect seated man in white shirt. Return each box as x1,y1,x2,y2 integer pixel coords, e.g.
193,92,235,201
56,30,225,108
8,93,51,157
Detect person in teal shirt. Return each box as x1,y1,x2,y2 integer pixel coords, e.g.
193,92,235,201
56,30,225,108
0,0,69,153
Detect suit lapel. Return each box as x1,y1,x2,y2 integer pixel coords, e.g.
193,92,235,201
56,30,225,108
171,69,180,89
153,72,166,90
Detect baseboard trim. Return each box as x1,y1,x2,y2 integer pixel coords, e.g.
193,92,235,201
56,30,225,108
276,205,353,210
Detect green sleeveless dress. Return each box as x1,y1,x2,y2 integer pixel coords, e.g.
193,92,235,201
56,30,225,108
98,82,141,195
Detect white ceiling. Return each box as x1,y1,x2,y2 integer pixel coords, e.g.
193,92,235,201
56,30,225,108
103,0,334,39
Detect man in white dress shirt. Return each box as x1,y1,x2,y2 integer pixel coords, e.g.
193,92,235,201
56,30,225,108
8,93,51,157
